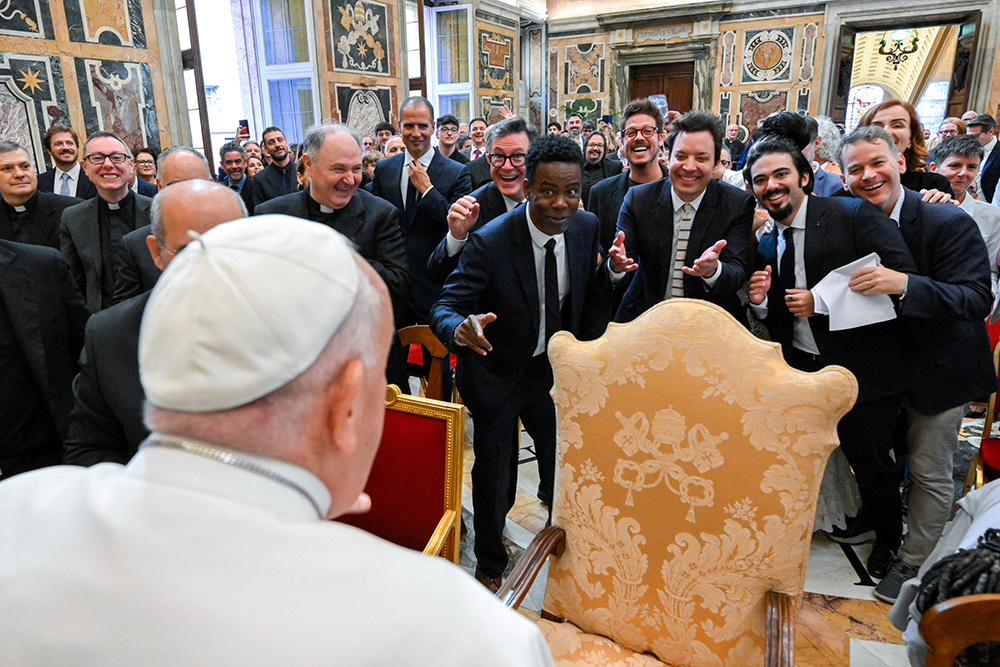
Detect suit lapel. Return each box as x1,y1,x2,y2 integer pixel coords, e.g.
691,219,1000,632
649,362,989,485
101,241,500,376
655,180,675,292
134,194,151,230
564,211,591,329
897,189,920,248
336,194,365,237
385,155,405,210
686,180,716,267
510,209,540,339
0,243,48,395
803,197,828,288
76,198,102,277
985,145,1000,175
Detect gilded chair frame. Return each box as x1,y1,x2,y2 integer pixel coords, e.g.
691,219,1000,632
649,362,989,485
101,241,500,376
384,384,464,563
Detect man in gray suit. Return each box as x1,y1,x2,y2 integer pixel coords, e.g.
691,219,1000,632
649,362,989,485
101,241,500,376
60,132,151,312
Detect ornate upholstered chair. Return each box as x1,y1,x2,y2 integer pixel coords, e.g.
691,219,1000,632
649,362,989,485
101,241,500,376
499,299,858,666
338,385,464,563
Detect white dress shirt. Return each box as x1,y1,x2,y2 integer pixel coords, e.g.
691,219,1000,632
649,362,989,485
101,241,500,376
56,161,82,196
400,147,436,204
526,204,569,356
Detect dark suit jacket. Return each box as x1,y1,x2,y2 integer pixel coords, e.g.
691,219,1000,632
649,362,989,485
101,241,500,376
60,194,152,312
134,179,157,198
588,165,669,252
0,191,82,249
220,174,256,215
895,188,997,413
430,205,609,415
981,144,1000,204
38,168,97,199
466,155,492,190
113,225,160,303
0,240,90,442
64,291,149,466
581,157,624,211
615,178,755,324
256,189,411,309
426,182,510,285
370,149,472,320
757,196,917,403
253,161,297,207
445,149,469,164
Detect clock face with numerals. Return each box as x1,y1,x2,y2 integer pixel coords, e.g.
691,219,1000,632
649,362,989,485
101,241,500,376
742,29,793,83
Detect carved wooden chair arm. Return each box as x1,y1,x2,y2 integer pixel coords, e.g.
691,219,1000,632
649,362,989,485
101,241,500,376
496,526,566,609
765,591,794,667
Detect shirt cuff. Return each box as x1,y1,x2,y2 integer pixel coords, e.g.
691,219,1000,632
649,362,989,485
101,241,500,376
445,231,468,257
702,260,723,287
750,295,768,318
608,264,625,283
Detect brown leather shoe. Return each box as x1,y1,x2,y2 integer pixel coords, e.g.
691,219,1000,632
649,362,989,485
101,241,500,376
475,566,502,593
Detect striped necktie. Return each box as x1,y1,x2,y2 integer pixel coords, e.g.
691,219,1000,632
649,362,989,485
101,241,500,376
669,203,694,299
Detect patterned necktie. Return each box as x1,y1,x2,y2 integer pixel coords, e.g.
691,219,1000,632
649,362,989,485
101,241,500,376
544,238,560,344
669,203,694,299
59,172,70,196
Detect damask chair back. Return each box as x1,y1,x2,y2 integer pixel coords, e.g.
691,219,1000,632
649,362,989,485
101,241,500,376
541,299,858,666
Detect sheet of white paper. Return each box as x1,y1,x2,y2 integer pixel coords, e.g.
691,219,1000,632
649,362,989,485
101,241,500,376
811,252,897,331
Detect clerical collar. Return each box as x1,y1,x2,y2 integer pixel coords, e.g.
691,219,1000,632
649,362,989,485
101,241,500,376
102,189,134,211
13,205,26,213
108,202,121,210
320,204,334,214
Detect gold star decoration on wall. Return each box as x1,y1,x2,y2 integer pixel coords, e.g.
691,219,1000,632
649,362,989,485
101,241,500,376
16,68,45,95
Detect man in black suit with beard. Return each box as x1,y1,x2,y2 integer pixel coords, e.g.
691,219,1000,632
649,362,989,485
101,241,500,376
430,135,609,591
370,96,472,391
608,111,755,325
253,127,297,206
36,125,97,199
0,141,81,249
63,180,247,466
427,116,536,285
60,132,152,312
744,136,918,581
256,122,411,319
218,141,257,214
0,238,89,479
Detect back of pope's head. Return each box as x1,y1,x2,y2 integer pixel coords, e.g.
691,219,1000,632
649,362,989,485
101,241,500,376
138,214,393,516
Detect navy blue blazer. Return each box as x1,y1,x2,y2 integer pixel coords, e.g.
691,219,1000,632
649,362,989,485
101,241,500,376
429,205,609,414
981,144,1000,204
370,149,472,320
426,182,509,286
756,195,917,403
895,188,997,413
615,177,755,324
38,168,97,199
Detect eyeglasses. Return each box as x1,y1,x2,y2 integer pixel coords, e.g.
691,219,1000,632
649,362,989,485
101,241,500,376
135,159,155,166
438,127,459,134
720,159,731,168
84,153,129,165
488,153,526,167
623,126,658,140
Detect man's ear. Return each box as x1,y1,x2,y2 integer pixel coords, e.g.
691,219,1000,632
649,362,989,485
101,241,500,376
324,358,364,458
147,235,166,272
929,161,938,172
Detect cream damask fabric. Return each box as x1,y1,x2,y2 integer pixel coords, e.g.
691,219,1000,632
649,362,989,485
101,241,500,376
538,619,667,666
542,299,858,666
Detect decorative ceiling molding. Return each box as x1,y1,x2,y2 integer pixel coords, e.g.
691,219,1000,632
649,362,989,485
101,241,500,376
850,26,944,101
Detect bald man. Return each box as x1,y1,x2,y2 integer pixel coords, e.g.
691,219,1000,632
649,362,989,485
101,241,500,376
113,147,214,303
64,180,246,466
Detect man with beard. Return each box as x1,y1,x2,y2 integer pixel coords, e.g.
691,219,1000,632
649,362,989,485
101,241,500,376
218,141,257,215
580,131,622,209
744,136,918,581
37,125,96,199
608,110,754,324
0,140,81,249
253,127,297,205
427,116,537,285
565,113,584,149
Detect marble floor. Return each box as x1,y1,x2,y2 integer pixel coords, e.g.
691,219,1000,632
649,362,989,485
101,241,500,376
435,376,986,666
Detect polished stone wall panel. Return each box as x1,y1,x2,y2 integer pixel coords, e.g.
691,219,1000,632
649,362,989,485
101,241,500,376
74,57,160,151
330,0,390,75
64,0,146,48
0,51,71,169
334,84,393,140
0,0,54,39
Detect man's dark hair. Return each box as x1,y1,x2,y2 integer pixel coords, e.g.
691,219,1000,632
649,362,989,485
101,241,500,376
665,110,724,163
566,113,583,122
374,121,396,135
135,147,159,161
742,137,814,195
582,120,595,132
525,134,584,183
82,131,132,158
436,114,459,129
547,121,562,131
485,116,538,152
933,134,985,164
219,141,246,161
399,96,435,120
261,126,285,143
968,113,998,134
915,528,1000,667
470,117,487,128
838,125,898,173
619,98,664,133
585,131,605,148
42,124,79,152
758,111,812,151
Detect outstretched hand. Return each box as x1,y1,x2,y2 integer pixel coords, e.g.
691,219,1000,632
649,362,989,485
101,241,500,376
456,313,497,355
608,231,636,273
682,239,727,277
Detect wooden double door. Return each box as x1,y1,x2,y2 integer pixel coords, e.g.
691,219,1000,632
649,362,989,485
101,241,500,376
630,62,694,114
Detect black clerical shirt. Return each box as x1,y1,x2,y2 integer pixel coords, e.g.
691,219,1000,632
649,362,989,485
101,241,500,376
97,191,135,310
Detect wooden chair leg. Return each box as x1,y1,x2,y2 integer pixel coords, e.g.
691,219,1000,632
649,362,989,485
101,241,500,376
765,591,794,667
963,452,983,497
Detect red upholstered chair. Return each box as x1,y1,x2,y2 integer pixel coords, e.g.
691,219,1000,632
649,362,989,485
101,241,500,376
965,344,1000,495
338,385,464,563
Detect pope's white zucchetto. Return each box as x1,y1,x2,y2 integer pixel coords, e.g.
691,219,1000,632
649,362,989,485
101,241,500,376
139,215,361,412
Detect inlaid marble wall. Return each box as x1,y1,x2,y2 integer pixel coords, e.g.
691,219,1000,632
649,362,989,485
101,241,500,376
548,34,609,125
0,0,172,168
320,0,402,137
475,17,516,124
713,13,824,136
